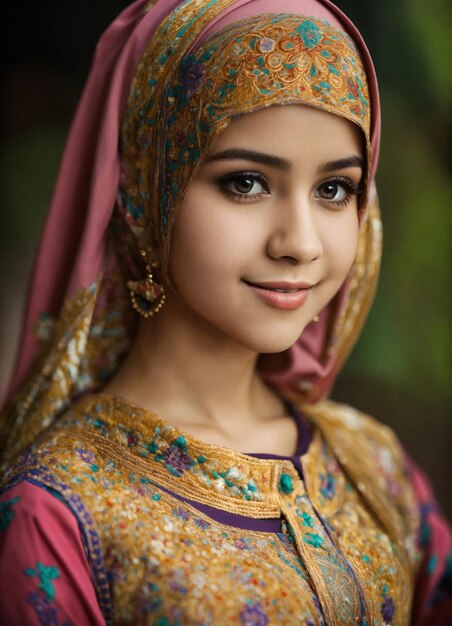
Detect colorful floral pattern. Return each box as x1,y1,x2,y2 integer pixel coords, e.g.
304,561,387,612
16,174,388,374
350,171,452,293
24,562,73,626
0,496,20,531
84,403,268,505
1,394,424,625
240,600,269,626
26,590,73,626
25,562,60,602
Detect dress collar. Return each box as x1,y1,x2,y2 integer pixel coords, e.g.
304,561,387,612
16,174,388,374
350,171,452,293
65,393,324,518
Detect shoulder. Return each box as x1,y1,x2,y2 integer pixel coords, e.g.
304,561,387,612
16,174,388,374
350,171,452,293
295,397,421,554
0,400,110,565
1,395,110,488
1,479,78,533
0,481,88,573
300,398,413,497
300,397,406,463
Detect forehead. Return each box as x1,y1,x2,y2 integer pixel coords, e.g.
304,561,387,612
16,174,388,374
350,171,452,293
208,104,364,161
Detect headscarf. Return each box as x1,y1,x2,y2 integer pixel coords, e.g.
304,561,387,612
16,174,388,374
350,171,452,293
0,0,381,462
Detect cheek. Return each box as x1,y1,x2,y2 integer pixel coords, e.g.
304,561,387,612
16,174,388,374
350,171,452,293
168,194,248,297
322,211,360,281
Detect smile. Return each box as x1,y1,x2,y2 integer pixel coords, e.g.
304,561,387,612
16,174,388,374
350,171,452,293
243,280,313,310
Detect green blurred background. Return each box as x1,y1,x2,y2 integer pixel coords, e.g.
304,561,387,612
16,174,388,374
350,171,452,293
0,1,450,515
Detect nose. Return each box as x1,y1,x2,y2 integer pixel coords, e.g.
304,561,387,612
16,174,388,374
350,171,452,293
266,193,323,264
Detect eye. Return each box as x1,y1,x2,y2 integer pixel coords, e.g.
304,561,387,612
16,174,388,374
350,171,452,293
218,171,270,202
315,176,361,207
318,181,347,201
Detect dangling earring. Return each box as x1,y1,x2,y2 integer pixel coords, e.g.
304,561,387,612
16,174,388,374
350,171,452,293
127,250,166,318
312,315,320,323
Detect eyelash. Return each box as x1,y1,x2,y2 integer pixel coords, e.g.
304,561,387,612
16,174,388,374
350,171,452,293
217,171,362,207
217,171,270,203
316,176,362,208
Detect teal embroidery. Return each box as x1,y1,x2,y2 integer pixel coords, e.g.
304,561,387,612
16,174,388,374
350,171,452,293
87,404,263,501
320,473,336,499
0,496,20,531
298,511,315,528
24,562,61,601
427,554,438,575
173,435,188,450
155,617,181,626
279,473,294,495
302,533,324,548
296,20,323,49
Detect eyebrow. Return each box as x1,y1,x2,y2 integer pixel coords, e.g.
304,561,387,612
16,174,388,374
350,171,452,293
205,148,363,173
319,155,363,173
205,149,291,171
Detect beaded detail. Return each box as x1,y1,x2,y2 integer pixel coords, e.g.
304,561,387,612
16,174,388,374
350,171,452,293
279,473,294,495
1,394,421,625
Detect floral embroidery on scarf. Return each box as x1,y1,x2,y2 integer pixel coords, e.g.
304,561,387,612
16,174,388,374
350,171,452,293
0,496,20,531
26,591,73,626
24,562,73,626
162,437,195,477
25,562,60,601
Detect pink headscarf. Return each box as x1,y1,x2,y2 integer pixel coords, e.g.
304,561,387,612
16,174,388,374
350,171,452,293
2,0,382,460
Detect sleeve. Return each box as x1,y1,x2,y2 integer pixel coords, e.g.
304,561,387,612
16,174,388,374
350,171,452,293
0,480,106,626
408,460,452,626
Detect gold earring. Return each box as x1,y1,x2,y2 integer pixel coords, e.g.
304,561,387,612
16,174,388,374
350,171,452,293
313,315,320,323
127,251,166,318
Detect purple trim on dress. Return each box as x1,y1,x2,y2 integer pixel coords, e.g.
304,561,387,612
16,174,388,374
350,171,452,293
155,481,284,531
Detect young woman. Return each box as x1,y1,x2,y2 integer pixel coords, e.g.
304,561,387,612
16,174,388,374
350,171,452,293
0,0,450,624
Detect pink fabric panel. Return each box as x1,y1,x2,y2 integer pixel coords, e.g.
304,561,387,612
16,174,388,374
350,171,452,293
0,482,105,625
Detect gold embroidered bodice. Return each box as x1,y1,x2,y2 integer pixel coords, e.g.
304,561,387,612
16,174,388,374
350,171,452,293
2,394,421,625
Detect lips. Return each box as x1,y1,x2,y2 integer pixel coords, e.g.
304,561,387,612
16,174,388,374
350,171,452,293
243,279,314,310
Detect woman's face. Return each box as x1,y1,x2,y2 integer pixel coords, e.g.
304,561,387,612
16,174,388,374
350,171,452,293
167,104,363,353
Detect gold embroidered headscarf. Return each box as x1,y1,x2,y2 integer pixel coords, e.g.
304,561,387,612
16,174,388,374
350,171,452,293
0,0,381,464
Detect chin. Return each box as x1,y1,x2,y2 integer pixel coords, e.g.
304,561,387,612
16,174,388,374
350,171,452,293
233,324,307,354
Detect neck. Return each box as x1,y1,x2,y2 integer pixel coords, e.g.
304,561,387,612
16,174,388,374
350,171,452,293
104,295,285,433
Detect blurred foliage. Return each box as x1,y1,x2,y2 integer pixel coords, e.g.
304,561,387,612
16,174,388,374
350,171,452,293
1,126,67,244
336,0,451,407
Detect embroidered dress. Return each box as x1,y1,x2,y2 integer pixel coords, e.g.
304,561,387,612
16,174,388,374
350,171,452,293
0,394,450,625
0,1,450,625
